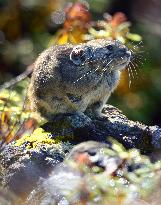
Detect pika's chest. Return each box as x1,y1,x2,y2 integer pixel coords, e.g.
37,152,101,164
95,70,120,90
91,78,111,98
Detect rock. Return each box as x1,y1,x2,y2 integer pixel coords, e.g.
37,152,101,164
25,141,161,205
0,105,161,202
0,138,73,199
43,105,161,153
0,187,21,205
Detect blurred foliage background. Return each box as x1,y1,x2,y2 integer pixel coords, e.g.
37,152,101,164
0,0,161,126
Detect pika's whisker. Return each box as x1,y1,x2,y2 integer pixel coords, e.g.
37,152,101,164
133,51,145,54
130,49,145,67
102,59,113,72
74,58,114,84
73,63,101,84
135,57,144,65
127,67,132,88
132,41,144,50
130,62,138,78
128,64,135,79
135,54,144,59
131,60,138,69
73,70,92,84
132,61,140,69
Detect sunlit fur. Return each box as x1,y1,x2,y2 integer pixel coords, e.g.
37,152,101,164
28,39,131,120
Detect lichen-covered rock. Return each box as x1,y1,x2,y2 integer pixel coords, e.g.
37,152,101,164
0,105,161,204
0,128,73,199
43,105,161,154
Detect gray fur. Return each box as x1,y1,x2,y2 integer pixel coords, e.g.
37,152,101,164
28,39,131,119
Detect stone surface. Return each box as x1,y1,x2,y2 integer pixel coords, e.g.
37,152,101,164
0,104,161,202
25,141,161,205
43,105,161,153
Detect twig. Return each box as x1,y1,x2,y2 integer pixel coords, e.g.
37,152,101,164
0,64,34,91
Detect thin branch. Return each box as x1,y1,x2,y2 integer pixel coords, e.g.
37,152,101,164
0,64,34,91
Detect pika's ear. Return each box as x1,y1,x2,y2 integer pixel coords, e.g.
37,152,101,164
70,46,93,65
70,46,86,65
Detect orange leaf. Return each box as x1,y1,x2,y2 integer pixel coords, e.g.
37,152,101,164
110,12,127,27
64,3,91,30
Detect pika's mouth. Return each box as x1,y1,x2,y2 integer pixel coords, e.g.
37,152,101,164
102,57,130,72
118,51,131,67
120,59,129,66
115,57,131,70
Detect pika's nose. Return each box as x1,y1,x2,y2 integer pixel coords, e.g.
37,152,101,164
126,50,131,57
119,48,127,55
118,48,131,57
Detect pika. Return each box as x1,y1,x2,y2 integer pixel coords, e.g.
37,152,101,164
28,39,131,120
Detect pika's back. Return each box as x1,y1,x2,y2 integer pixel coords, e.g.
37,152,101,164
33,44,73,83
29,39,131,119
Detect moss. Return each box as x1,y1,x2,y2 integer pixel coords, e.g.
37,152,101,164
53,118,72,130
41,118,75,142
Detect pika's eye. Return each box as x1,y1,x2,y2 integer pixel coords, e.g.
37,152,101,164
86,47,93,59
106,45,113,51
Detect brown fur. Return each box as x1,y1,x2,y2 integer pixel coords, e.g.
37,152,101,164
28,39,131,120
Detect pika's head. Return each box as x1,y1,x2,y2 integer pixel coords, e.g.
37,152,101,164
70,39,131,72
